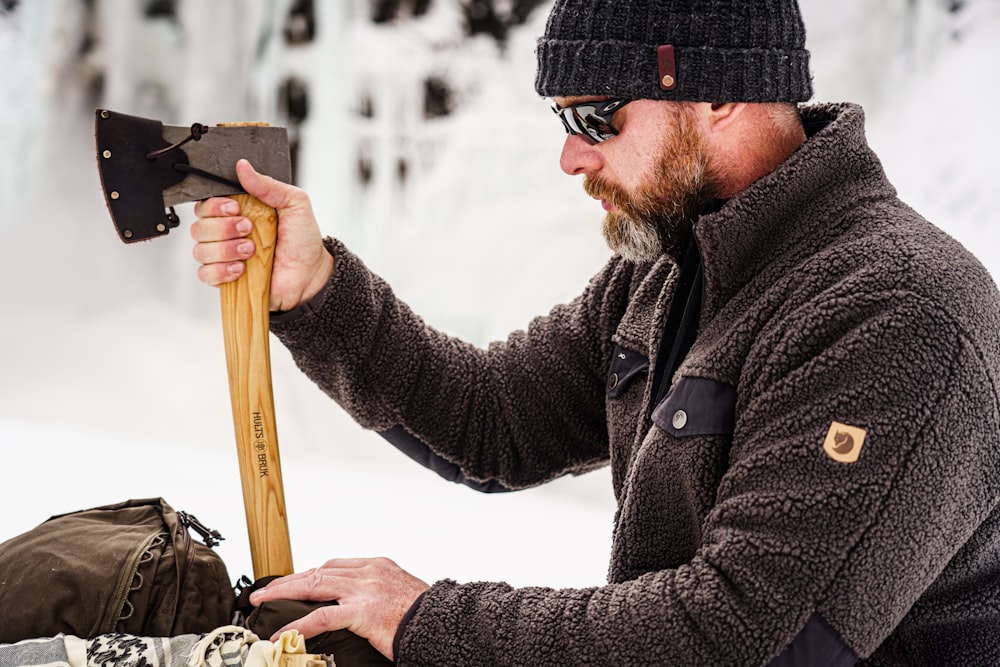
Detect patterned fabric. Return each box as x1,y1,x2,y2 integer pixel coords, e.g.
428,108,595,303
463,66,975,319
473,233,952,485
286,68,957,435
0,627,322,667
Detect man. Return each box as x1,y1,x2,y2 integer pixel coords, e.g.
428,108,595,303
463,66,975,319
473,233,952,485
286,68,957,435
192,0,1000,664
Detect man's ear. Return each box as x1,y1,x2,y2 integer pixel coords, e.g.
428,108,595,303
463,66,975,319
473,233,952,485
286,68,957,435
706,102,749,133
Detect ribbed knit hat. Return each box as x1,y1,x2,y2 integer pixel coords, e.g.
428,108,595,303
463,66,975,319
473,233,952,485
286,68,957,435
535,0,813,102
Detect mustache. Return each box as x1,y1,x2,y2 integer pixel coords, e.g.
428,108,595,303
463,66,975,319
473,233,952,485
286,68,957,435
583,175,627,209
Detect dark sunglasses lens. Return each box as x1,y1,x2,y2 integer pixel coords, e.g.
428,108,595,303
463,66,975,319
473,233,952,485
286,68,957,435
554,101,626,143
556,110,576,135
562,105,614,142
581,112,617,140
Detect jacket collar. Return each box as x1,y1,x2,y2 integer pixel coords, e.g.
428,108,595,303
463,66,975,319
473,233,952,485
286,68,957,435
691,103,896,323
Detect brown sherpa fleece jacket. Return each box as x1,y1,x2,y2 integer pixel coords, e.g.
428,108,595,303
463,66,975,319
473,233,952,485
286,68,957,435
270,103,1000,666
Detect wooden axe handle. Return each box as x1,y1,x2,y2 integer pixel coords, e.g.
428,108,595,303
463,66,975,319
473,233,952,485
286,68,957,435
219,191,294,579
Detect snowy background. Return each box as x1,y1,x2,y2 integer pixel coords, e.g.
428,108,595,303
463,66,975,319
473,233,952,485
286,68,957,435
1,0,998,592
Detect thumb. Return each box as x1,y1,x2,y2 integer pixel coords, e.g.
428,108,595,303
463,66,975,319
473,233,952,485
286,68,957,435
235,158,306,211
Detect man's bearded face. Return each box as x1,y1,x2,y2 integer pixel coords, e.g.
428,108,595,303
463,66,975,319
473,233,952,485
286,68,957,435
584,105,716,262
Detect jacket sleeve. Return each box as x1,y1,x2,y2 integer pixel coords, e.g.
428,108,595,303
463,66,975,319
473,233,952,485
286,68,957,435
393,284,1000,664
270,237,629,490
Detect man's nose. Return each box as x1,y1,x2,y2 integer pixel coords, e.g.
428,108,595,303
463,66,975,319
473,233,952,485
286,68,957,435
559,133,602,176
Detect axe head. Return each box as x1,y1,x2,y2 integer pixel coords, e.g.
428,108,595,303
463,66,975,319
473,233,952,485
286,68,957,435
95,109,292,243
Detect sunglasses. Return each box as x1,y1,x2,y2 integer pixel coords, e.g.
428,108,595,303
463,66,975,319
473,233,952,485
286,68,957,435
551,98,633,143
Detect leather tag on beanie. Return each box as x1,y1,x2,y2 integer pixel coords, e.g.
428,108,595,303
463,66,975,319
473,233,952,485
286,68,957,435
657,45,677,91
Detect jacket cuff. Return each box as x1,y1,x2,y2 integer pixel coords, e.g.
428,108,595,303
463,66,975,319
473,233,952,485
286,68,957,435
268,238,337,325
393,590,428,663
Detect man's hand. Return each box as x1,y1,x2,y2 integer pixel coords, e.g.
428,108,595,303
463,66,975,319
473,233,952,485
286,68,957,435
249,557,430,661
191,159,335,312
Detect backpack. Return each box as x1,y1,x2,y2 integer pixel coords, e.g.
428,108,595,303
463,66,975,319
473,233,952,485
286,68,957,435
0,497,235,643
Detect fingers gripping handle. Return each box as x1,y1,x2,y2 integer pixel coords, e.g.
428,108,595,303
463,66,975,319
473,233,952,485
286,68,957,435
220,192,294,578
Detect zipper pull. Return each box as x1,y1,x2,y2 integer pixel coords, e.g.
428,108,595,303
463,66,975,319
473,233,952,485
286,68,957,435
178,510,225,548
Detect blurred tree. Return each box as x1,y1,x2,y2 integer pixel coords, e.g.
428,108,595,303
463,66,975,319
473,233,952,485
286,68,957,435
462,0,549,46
143,0,177,21
371,0,432,24
284,0,316,45
423,76,454,120
279,76,310,182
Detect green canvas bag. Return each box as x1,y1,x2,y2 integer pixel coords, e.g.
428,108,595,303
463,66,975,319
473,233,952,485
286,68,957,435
0,498,235,643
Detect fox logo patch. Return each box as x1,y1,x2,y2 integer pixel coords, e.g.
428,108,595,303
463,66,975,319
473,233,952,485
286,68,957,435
823,421,867,463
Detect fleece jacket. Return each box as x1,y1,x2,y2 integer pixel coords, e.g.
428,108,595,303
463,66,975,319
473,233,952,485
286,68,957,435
270,103,1000,665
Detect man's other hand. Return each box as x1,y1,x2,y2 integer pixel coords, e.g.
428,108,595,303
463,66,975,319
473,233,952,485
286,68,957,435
248,557,431,661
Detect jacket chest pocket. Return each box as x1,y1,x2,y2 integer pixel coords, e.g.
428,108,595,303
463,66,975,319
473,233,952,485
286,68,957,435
606,344,649,398
652,375,737,437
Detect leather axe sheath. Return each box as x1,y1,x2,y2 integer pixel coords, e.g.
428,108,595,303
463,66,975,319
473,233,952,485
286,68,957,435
95,109,294,579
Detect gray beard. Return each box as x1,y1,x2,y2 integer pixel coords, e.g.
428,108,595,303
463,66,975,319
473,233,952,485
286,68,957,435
601,212,666,264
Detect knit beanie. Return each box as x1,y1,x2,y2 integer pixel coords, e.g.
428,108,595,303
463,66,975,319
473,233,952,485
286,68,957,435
535,0,813,102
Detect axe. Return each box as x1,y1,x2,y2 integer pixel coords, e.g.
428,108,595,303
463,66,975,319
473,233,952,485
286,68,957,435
95,109,294,579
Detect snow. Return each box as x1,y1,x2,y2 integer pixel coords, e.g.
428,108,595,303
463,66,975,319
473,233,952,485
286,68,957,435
1,0,998,593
